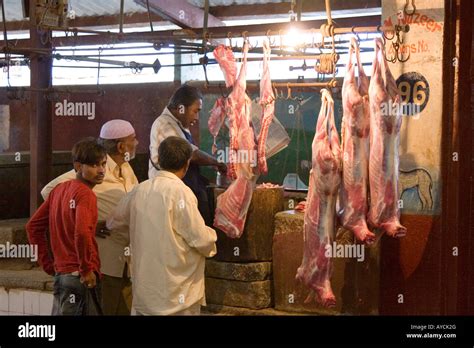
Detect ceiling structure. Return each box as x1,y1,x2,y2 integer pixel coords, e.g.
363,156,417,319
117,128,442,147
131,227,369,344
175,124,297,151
0,0,381,31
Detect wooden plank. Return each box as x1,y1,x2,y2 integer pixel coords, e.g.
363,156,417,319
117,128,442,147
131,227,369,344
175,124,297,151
454,0,473,315
440,0,473,315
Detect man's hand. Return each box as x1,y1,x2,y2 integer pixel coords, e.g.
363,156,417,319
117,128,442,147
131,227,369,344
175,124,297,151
216,162,227,174
80,271,97,288
95,220,110,239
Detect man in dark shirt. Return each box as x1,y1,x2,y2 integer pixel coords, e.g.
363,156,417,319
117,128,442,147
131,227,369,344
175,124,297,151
26,138,107,315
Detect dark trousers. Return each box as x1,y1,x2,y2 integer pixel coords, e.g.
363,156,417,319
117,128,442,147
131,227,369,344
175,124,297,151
52,273,102,316
101,273,132,315
196,188,212,226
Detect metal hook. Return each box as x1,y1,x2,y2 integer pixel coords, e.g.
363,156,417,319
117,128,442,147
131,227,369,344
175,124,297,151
385,42,397,63
249,38,258,50
266,30,275,46
377,25,395,41
219,83,229,98
351,26,361,46
396,43,410,63
227,32,233,48
404,0,416,15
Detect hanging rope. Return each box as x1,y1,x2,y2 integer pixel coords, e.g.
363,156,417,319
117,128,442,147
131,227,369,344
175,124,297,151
315,53,338,74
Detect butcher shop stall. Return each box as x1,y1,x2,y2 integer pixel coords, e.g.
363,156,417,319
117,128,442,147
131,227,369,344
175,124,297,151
0,0,472,321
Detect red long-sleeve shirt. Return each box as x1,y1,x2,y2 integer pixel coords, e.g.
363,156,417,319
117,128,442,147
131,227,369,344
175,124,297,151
26,179,101,277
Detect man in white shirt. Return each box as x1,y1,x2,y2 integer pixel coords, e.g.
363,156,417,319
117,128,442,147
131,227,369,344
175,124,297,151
149,84,226,225
108,136,217,315
41,119,139,315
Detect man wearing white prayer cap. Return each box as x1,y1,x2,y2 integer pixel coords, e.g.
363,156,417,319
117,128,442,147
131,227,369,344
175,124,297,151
41,119,139,315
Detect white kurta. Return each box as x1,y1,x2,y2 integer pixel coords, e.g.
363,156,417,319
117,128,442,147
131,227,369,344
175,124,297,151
148,107,198,179
107,170,217,315
40,154,138,277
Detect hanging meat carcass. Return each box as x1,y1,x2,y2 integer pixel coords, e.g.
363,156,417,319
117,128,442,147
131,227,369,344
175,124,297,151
213,42,259,238
338,38,376,244
296,89,342,308
256,39,275,175
208,97,226,154
367,38,407,238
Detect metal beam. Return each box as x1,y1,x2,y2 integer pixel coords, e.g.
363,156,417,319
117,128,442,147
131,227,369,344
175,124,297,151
29,0,52,213
1,15,381,49
133,0,225,29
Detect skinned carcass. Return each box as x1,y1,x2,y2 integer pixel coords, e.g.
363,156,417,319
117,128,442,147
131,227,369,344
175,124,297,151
296,89,342,308
256,39,275,175
213,42,259,238
339,38,376,244
367,38,407,238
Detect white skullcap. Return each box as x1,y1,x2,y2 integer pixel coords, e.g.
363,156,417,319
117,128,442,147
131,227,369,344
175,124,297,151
99,119,135,140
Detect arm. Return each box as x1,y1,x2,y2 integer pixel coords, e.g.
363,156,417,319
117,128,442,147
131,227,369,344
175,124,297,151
172,190,217,258
41,169,76,200
105,187,137,246
26,199,55,275
192,149,227,173
74,192,99,277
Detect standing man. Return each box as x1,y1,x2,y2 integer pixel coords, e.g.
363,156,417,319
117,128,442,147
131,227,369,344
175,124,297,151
41,119,139,315
149,84,226,224
27,138,106,315
109,136,217,315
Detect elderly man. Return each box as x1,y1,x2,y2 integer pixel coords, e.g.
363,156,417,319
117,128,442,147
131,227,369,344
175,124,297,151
149,84,226,225
109,136,217,315
41,119,139,315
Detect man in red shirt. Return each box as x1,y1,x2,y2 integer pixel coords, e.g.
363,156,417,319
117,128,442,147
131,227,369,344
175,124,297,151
26,138,107,315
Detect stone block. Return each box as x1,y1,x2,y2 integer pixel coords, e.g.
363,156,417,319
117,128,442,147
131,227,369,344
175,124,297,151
212,187,284,262
205,259,271,282
0,269,53,292
0,219,29,245
205,277,272,309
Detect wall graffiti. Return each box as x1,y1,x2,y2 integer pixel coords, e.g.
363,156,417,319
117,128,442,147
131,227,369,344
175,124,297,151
399,168,433,210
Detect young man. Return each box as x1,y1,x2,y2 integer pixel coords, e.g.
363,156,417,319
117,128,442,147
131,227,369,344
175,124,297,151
41,119,139,315
27,138,107,315
149,84,227,224
109,136,217,315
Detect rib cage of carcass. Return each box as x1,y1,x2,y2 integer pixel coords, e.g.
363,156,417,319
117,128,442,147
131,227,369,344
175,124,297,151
212,41,259,239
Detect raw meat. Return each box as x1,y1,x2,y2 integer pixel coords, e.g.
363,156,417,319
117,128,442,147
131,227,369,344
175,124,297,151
208,97,226,154
296,89,342,308
213,45,237,88
213,42,259,238
367,38,407,238
295,200,306,212
257,39,275,175
338,38,375,244
256,183,282,189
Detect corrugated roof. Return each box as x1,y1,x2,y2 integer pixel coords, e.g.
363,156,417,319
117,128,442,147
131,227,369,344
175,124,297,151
188,0,289,6
1,0,291,22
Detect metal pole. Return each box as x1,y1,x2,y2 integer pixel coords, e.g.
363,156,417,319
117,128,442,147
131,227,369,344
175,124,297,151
29,0,52,213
